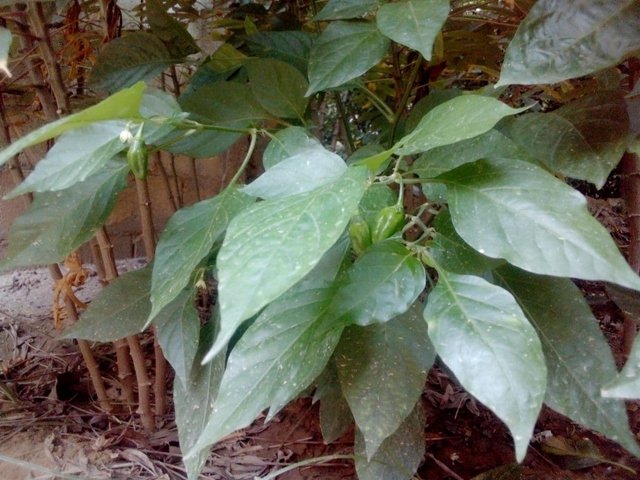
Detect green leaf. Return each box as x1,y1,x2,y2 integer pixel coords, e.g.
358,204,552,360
507,91,629,188
405,88,462,134
146,0,199,58
357,184,396,231
242,144,346,199
423,271,546,461
354,407,425,480
498,0,640,86
150,189,254,322
162,129,242,158
314,362,353,443
428,210,504,276
395,95,528,155
602,333,640,399
306,21,390,95
494,266,640,456
245,58,309,120
0,82,145,167
207,166,369,361
61,266,151,342
0,27,12,77
263,127,321,169
206,43,247,73
90,32,174,92
330,240,425,326
411,128,532,203
154,289,200,386
335,302,435,459
315,0,379,20
0,161,128,270
439,157,640,290
376,0,449,60
246,31,314,75
179,80,271,126
189,283,344,456
174,321,225,480
6,121,127,198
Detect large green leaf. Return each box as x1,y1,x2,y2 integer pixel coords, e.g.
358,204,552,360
314,362,353,443
146,0,199,58
262,127,321,170
0,27,11,77
329,240,425,326
438,158,640,290
498,0,640,86
411,128,532,203
507,91,629,188
90,32,174,92
314,0,379,20
6,121,127,198
423,271,546,461
188,283,343,456
207,166,369,361
174,321,225,480
242,143,346,199
0,82,145,167
494,267,640,456
306,21,390,95
376,0,449,60
246,31,314,75
179,80,271,126
149,189,253,322
428,210,504,276
394,95,528,156
354,407,425,480
154,289,200,386
335,302,435,459
61,266,151,342
603,333,640,399
0,161,128,270
245,58,309,121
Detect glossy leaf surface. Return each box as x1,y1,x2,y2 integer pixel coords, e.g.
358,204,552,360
440,158,640,290
335,303,435,459
498,0,640,86
376,0,449,60
423,271,546,461
208,167,368,360
495,266,640,456
307,21,390,95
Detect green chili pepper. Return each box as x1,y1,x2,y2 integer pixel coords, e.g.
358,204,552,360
127,125,148,180
371,206,405,243
349,215,372,255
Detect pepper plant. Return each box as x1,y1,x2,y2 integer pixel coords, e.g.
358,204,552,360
2,1,640,479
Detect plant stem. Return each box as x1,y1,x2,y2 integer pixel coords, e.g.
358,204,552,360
334,93,354,154
390,55,423,146
228,129,258,187
48,264,112,412
95,227,137,406
28,2,69,114
12,5,58,119
0,92,111,413
154,152,179,212
133,175,169,420
356,84,395,122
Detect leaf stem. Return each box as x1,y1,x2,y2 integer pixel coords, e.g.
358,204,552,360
255,454,354,480
390,54,423,146
229,129,258,187
334,93,355,154
356,84,395,122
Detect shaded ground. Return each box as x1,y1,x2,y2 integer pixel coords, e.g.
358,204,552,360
1,195,639,480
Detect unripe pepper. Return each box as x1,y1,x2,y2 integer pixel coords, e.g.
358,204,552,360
371,206,405,243
127,124,148,180
349,215,372,255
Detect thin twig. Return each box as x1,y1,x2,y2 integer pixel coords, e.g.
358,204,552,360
426,453,464,480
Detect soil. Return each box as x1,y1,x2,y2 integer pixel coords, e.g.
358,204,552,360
1,198,640,480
